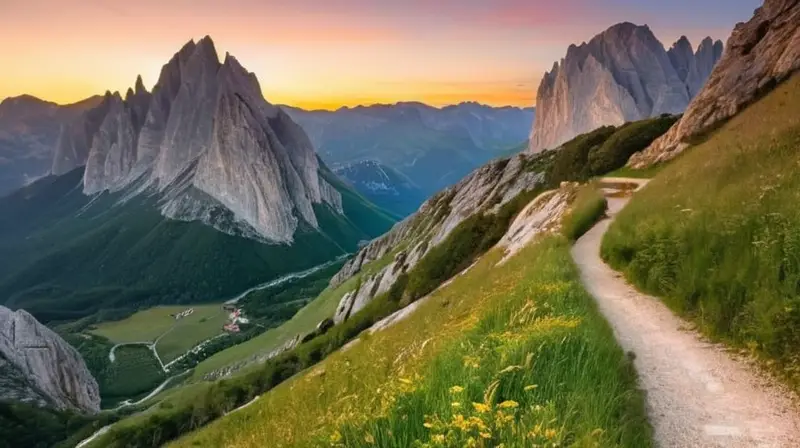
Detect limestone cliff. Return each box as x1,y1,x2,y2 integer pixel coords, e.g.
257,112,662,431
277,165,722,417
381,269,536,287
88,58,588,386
629,0,800,167
51,36,344,243
330,153,546,323
529,23,723,152
0,306,100,414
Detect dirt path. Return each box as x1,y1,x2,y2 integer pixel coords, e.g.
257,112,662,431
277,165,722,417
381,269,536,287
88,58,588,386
571,178,800,448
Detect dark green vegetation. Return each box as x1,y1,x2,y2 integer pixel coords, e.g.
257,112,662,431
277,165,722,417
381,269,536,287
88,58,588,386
561,184,608,241
602,76,800,388
0,401,133,448
0,167,393,323
237,260,343,324
546,115,679,184
101,346,165,404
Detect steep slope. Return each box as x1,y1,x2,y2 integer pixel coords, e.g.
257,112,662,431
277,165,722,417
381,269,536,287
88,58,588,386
529,23,722,152
629,0,800,167
284,102,534,207
0,94,101,195
0,306,100,413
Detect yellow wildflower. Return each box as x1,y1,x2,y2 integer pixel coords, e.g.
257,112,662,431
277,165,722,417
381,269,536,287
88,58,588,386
423,422,434,429
451,414,469,431
451,402,462,408
449,385,464,394
545,428,557,439
479,432,492,439
472,402,491,413
432,434,445,443
498,400,519,409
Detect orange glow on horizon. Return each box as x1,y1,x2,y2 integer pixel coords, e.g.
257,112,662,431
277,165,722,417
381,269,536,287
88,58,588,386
0,0,751,110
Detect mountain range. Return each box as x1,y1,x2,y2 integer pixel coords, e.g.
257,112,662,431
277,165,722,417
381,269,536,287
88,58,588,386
529,23,723,152
0,37,395,323
284,102,534,215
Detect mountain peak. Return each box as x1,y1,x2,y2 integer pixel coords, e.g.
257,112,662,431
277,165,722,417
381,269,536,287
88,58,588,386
195,35,219,60
135,75,146,95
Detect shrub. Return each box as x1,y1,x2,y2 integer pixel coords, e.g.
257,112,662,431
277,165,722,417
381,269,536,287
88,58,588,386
588,115,679,174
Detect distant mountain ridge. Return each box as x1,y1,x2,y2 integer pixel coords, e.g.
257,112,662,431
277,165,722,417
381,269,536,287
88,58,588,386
283,102,534,215
529,22,723,152
0,95,101,196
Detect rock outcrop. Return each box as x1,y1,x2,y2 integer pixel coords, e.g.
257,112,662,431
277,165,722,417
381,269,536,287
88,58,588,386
529,23,723,152
50,36,344,243
330,153,546,322
0,306,100,413
629,0,800,167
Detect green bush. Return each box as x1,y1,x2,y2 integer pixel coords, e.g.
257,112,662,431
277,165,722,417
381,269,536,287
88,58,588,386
588,115,679,174
547,126,617,183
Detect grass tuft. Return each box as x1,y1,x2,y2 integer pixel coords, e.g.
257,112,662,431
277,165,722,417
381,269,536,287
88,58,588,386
561,184,607,242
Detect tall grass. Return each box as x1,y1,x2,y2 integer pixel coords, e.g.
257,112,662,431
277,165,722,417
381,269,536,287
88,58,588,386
173,237,651,447
561,184,607,242
602,75,800,387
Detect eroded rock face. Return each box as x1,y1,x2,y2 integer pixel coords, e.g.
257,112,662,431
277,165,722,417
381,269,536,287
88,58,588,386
529,23,723,153
330,153,546,323
0,306,100,413
629,0,800,167
52,36,344,243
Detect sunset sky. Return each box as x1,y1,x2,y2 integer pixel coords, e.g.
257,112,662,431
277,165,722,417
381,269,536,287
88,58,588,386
0,0,760,110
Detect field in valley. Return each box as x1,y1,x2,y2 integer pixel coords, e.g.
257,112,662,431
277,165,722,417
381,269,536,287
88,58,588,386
90,304,229,363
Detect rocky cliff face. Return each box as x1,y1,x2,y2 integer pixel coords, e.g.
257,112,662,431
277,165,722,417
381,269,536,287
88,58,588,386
50,37,344,243
529,23,723,152
329,153,545,322
0,306,100,413
629,0,800,167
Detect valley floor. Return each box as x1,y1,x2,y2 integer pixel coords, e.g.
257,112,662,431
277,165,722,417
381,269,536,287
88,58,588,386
574,180,800,447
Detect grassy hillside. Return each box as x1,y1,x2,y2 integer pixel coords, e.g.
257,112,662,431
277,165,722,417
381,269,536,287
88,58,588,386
173,237,650,447
602,75,800,386
0,168,394,323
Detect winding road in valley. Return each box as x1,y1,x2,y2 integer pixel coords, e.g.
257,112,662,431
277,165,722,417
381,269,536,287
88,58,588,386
572,178,800,447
